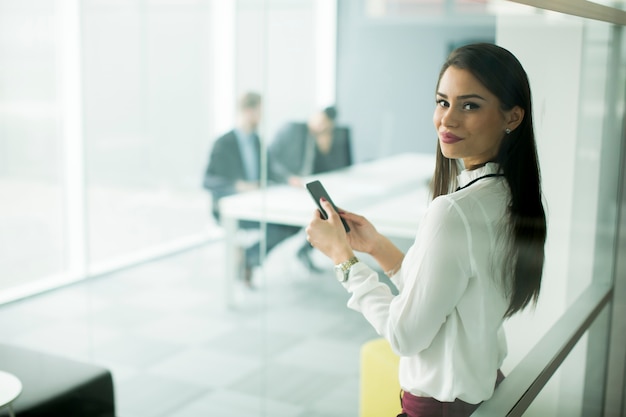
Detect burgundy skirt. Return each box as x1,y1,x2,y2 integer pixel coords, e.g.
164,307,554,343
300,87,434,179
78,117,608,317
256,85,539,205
398,370,505,417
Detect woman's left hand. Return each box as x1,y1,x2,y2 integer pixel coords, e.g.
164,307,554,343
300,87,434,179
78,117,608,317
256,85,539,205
306,199,354,264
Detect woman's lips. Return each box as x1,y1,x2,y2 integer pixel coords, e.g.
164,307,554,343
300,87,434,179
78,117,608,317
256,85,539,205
440,132,462,144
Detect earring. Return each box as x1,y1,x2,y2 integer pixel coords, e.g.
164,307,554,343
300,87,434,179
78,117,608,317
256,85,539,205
505,128,511,135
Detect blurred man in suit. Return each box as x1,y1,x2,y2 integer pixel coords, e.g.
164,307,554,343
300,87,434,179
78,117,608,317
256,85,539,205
203,92,263,220
269,106,352,187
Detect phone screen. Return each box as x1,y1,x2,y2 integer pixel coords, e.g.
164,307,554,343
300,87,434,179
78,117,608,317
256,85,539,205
305,180,350,232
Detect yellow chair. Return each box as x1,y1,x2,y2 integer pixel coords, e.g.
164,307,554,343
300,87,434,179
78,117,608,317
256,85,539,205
360,338,402,417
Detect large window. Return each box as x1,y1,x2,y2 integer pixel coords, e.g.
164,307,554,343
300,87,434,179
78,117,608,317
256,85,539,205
0,1,66,299
1,0,334,301
82,0,212,266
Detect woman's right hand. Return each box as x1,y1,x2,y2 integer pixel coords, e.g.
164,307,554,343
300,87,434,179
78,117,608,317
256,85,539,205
339,209,381,255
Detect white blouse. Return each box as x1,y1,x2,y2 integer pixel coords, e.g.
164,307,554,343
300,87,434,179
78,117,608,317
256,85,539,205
343,163,511,404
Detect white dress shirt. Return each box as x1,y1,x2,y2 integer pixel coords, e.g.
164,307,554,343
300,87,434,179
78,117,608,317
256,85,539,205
343,163,510,404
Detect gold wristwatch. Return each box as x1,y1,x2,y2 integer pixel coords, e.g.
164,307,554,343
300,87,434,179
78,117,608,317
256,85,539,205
334,256,359,282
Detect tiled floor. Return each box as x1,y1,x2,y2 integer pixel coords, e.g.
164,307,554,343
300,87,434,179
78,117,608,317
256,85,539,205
0,234,379,417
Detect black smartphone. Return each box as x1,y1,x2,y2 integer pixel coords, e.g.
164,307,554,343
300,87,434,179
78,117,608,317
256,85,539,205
305,180,350,232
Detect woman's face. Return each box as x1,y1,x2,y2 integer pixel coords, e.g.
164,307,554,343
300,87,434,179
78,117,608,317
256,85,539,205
433,66,522,169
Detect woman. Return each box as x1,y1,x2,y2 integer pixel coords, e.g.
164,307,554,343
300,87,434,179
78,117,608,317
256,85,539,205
305,43,547,417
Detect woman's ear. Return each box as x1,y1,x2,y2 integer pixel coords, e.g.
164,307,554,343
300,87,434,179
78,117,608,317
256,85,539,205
506,106,524,132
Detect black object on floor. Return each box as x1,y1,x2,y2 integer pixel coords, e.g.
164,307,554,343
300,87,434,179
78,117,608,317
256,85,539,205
0,344,115,417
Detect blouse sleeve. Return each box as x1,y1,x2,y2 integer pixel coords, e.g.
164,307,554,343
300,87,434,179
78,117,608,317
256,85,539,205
343,196,474,356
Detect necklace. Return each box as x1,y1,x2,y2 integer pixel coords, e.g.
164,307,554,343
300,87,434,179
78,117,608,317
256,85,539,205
456,173,504,191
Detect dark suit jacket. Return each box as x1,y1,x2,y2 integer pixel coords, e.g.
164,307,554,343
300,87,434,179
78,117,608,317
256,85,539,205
202,129,261,220
268,122,352,183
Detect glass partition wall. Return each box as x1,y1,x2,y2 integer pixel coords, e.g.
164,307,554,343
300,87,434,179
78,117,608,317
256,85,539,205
82,0,214,270
0,0,624,416
495,4,625,416
0,1,67,300
0,0,215,299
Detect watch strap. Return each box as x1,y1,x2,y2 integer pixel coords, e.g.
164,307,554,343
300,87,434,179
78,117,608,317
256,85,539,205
336,256,359,273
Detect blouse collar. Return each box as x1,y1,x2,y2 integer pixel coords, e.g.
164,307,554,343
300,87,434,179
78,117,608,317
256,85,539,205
457,162,501,190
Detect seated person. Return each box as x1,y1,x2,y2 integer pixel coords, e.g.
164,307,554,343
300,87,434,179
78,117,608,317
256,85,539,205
268,106,352,270
203,92,299,287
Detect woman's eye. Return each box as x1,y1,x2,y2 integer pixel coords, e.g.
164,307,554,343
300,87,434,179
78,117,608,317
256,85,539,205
462,102,480,110
436,99,449,108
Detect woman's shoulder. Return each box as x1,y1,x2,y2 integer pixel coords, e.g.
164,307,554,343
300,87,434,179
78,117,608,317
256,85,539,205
427,190,495,224
429,193,460,212
416,195,470,252
428,184,508,228
425,195,466,229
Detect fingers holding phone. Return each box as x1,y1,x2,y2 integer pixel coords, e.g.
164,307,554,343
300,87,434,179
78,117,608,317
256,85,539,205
305,180,350,232
305,180,384,258
306,199,353,263
318,198,348,231
305,181,353,261
340,211,380,255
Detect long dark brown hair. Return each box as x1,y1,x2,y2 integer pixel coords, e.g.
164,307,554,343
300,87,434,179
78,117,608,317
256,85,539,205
431,43,547,318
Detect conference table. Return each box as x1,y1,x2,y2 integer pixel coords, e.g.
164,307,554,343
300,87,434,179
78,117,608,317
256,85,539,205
218,152,436,308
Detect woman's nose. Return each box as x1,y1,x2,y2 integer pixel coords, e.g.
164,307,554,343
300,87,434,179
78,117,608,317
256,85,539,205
440,108,458,128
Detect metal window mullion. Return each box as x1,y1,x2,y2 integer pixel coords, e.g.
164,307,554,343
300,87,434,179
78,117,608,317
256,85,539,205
59,0,87,282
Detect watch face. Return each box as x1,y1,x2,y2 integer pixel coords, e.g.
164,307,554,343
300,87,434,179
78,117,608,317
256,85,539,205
334,257,358,282
335,267,347,282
